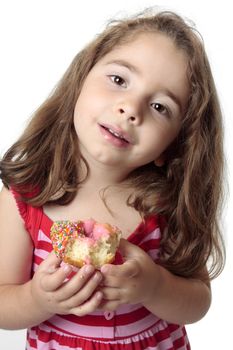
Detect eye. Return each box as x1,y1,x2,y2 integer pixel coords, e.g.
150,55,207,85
109,75,126,87
151,102,170,117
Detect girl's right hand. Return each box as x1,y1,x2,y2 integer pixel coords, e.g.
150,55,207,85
31,252,103,317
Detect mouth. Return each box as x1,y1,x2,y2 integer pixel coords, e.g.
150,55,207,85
99,123,132,147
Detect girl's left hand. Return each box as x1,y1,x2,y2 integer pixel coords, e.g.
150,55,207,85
99,239,159,311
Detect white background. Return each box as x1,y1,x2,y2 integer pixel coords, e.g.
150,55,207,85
0,0,232,349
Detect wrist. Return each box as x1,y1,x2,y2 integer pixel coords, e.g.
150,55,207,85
28,280,54,323
143,262,163,308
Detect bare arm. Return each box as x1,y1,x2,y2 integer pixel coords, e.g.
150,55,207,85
0,187,103,330
100,239,211,325
143,263,211,324
0,186,48,329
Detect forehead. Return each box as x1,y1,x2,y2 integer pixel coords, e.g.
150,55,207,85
95,32,190,107
99,31,188,70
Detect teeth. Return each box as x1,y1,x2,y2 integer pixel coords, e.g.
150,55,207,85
108,128,125,140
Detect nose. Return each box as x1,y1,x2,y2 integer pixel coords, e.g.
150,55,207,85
114,97,143,125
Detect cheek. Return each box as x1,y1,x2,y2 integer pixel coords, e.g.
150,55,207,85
73,101,88,138
73,95,92,129
74,91,108,121
144,123,180,156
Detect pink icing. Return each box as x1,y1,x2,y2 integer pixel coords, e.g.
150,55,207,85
84,256,92,264
83,219,95,235
92,224,110,240
79,236,95,247
82,219,111,241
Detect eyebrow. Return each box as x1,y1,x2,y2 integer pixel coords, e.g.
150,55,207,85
105,59,141,74
105,59,183,113
159,88,183,114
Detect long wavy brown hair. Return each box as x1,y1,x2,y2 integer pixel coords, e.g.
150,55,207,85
0,10,225,281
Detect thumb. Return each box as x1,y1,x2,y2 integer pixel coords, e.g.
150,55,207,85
101,240,142,278
118,238,143,261
39,250,62,273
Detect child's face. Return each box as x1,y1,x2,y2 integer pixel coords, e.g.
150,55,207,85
74,32,189,173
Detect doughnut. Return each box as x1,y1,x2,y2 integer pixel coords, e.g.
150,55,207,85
50,219,121,269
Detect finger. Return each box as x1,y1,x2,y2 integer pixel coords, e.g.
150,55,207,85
101,259,139,279
101,286,122,301
100,273,125,288
118,238,143,260
39,251,62,273
70,290,103,317
56,265,97,300
100,300,120,312
62,270,103,307
40,263,73,292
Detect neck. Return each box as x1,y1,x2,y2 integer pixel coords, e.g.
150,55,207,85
78,158,132,190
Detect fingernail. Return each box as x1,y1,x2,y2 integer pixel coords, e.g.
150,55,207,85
94,272,102,281
47,265,58,274
96,291,103,300
79,265,94,279
84,265,94,274
101,265,109,274
62,264,72,273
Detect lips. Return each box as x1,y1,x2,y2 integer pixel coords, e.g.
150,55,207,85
99,124,132,148
99,124,133,144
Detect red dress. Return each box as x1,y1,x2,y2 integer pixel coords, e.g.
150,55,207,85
12,190,190,350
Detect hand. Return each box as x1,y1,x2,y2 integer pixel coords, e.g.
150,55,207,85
31,252,103,317
99,239,159,311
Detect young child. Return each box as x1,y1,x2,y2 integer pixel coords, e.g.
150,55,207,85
0,9,225,350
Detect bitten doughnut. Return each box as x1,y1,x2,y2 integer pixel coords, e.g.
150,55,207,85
50,219,121,269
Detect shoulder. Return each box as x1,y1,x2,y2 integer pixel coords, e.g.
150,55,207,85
1,186,45,244
0,185,25,224
0,185,32,240
0,185,33,283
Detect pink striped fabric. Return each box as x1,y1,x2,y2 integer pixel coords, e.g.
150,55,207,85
12,189,190,350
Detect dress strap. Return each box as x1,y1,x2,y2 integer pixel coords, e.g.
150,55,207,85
11,187,43,245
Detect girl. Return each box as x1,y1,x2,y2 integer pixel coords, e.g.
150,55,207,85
0,9,225,350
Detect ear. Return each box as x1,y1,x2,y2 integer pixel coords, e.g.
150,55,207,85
154,154,165,167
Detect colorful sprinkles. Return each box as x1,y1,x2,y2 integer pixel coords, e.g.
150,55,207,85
50,220,84,258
